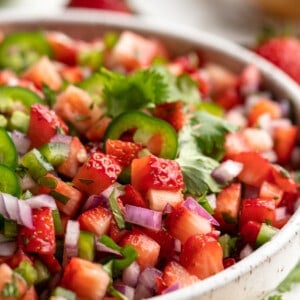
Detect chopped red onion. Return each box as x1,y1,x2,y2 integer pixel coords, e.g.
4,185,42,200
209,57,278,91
25,194,57,210
211,160,243,184
114,283,135,300
18,200,34,229
124,204,162,231
206,193,217,210
82,194,109,212
19,173,37,191
50,134,72,144
174,239,181,253
101,182,124,199
0,193,33,229
161,282,180,294
11,130,30,155
162,203,173,214
240,244,253,259
96,240,121,256
123,261,141,287
0,234,14,243
0,241,17,256
275,207,287,221
261,150,277,163
2,193,19,221
63,220,80,266
135,267,162,299
183,197,219,226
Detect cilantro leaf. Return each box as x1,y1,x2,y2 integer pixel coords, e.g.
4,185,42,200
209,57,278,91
152,65,201,104
277,262,300,292
177,154,221,196
101,68,168,117
189,111,237,160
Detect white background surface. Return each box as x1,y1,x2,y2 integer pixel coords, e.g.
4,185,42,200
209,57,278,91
0,0,299,299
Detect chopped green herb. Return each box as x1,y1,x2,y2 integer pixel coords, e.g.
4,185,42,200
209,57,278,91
108,189,125,229
49,190,69,204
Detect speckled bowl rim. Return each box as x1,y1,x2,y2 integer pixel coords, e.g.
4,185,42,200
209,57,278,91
0,9,299,299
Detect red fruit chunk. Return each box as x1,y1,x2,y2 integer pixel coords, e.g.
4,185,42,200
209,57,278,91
73,152,122,195
61,257,110,300
240,220,261,247
121,230,160,270
78,206,112,236
105,139,142,167
28,103,68,148
120,184,147,208
131,155,184,193
179,234,224,279
256,37,300,84
18,207,55,255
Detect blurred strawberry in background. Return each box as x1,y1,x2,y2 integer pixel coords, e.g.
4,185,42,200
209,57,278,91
67,0,131,13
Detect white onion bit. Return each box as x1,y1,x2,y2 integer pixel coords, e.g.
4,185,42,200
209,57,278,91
211,160,243,184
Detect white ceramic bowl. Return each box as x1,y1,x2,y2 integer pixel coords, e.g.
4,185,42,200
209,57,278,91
0,10,300,300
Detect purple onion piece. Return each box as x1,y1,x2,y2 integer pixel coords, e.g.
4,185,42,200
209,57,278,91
82,194,109,212
96,241,122,257
161,282,180,294
50,134,72,144
114,283,135,300
135,267,162,299
123,261,141,287
0,241,17,256
0,193,9,218
183,197,219,226
18,200,34,229
63,220,80,266
211,160,243,184
25,194,57,210
2,193,19,221
11,130,30,155
101,182,124,199
124,204,162,231
243,185,259,199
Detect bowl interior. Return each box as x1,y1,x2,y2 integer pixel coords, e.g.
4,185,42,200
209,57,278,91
0,10,300,300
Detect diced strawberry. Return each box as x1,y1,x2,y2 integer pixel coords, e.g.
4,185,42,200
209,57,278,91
190,71,211,98
237,64,261,96
0,263,28,298
28,103,68,148
259,181,283,206
73,152,122,195
85,116,112,141
153,101,185,132
239,198,276,228
247,97,282,127
105,139,142,167
60,66,84,83
255,37,300,84
214,85,242,110
18,207,56,255
157,261,198,294
223,257,236,269
121,230,160,270
78,205,112,236
110,31,167,70
179,234,224,279
120,184,147,208
4,249,32,269
108,219,129,243
270,165,298,193
57,136,87,178
54,85,102,133
273,125,298,165
165,205,212,244
61,257,110,299
280,191,298,214
242,128,273,153
213,182,242,232
140,228,176,259
38,173,83,217
232,152,272,187
131,155,184,193
146,189,183,211
46,31,78,65
240,220,261,247
22,56,62,91
20,286,38,300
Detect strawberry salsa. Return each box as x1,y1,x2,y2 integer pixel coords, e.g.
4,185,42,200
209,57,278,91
0,29,298,300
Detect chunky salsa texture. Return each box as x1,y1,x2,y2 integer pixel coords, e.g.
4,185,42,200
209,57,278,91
0,29,298,300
